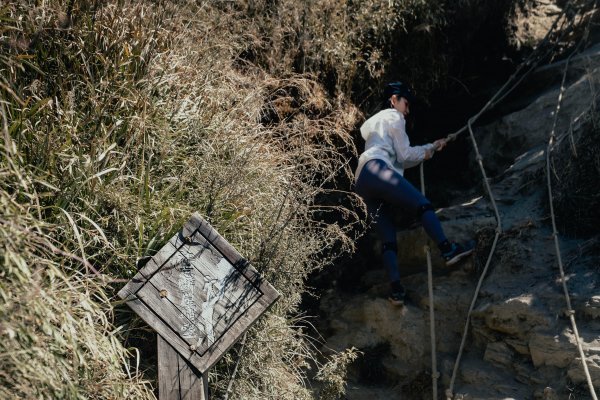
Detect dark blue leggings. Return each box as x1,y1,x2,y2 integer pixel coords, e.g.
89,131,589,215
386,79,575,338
355,159,447,282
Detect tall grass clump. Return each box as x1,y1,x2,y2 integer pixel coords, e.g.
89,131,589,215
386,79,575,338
2,0,363,398
1,1,167,398
140,3,364,397
236,0,449,102
231,0,561,110
0,156,154,399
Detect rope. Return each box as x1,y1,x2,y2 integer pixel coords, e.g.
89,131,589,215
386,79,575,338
439,12,571,396
445,116,504,399
425,245,439,400
544,6,598,398
439,4,598,397
418,4,593,398
420,164,439,400
443,7,572,145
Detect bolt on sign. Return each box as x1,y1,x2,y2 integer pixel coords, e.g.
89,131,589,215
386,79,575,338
119,213,280,398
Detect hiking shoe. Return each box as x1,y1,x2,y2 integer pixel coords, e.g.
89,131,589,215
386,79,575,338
388,282,406,306
442,241,475,266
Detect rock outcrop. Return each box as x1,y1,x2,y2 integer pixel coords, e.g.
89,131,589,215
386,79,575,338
317,38,600,400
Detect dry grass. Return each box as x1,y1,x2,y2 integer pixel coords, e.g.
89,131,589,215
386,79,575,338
140,5,364,397
0,153,154,398
2,0,595,398
233,0,449,103
4,0,594,398
1,0,365,398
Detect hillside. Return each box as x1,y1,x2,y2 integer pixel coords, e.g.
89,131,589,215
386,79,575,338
1,1,598,399
317,43,600,399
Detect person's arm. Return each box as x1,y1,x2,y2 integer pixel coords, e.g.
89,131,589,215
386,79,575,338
390,117,435,167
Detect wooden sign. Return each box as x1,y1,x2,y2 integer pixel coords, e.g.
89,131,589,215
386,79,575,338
118,213,280,378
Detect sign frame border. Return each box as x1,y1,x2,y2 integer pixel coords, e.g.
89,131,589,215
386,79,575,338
118,212,280,374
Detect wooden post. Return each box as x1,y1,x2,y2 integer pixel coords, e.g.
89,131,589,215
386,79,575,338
158,335,208,400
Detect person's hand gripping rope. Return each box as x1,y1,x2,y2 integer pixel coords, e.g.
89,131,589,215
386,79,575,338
424,138,448,159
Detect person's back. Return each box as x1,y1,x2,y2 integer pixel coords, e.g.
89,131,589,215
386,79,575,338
356,109,403,178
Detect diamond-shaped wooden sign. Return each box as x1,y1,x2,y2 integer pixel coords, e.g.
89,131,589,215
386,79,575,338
118,213,280,374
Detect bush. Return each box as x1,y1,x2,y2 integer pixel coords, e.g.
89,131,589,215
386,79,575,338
233,0,449,104
1,0,363,398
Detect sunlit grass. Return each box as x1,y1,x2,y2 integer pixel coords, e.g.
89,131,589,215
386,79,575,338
1,1,363,398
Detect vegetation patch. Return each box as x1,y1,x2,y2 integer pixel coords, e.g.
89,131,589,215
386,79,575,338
1,1,362,398
2,0,594,398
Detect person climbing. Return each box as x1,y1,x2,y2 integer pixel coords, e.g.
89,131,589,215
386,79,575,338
354,81,474,306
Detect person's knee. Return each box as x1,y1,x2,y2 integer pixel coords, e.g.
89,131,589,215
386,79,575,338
417,203,435,218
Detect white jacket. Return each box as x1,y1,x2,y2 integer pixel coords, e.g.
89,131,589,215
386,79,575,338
355,108,434,181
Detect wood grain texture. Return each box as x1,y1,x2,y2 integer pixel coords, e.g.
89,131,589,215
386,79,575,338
118,218,198,300
158,334,208,400
119,213,280,374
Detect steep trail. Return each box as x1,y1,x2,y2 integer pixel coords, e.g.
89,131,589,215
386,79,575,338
314,26,600,400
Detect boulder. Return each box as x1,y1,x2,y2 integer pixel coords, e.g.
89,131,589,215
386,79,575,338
320,291,429,379
529,331,578,368
474,296,552,337
568,354,600,389
483,341,514,369
474,65,600,177
583,296,600,319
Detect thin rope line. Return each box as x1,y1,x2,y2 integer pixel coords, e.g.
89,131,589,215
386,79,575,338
445,117,503,400
425,245,439,400
420,163,439,400
441,4,600,397
545,4,598,397
419,4,591,398
444,8,571,144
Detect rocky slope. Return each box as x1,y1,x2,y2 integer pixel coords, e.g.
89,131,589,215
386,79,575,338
316,41,600,400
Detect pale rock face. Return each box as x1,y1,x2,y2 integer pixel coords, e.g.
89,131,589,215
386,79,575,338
321,292,429,380
483,341,514,368
583,296,600,319
473,46,600,177
320,29,600,400
529,332,580,369
568,355,600,389
474,296,552,337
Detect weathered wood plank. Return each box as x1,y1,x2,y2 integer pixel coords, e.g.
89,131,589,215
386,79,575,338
152,246,260,307
118,218,199,301
198,288,276,362
125,272,277,373
145,231,263,340
140,271,261,355
158,334,180,400
190,213,280,302
121,213,281,374
158,334,208,400
123,296,205,368
150,273,259,347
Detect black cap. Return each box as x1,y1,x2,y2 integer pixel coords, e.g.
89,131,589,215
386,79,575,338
384,82,415,104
